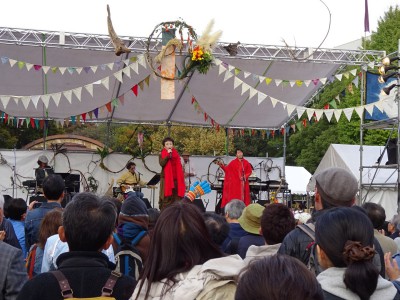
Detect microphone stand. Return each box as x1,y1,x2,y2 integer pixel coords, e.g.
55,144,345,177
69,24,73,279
12,145,17,198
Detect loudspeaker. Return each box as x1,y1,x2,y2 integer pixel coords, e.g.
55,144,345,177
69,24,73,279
386,138,398,165
192,199,206,212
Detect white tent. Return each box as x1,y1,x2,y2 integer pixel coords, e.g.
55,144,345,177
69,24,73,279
285,166,312,194
315,144,398,219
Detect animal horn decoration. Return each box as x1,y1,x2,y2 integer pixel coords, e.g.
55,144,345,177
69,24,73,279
107,5,131,56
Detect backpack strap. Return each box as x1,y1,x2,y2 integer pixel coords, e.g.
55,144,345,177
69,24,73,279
297,223,316,241
26,244,38,279
51,270,122,298
131,230,147,246
113,232,122,246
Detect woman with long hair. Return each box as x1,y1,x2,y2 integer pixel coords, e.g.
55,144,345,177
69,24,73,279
316,207,398,300
131,201,244,300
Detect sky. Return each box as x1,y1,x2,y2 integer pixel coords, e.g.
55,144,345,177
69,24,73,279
0,0,399,48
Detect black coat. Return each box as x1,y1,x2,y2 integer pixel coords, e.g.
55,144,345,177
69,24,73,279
17,251,136,300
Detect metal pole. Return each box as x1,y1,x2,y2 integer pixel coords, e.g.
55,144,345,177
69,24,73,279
282,124,287,179
397,39,400,212
359,65,366,205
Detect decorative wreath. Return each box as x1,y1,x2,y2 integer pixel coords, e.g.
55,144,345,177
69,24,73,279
146,20,222,80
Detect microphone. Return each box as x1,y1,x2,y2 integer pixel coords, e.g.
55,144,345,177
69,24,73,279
137,171,143,176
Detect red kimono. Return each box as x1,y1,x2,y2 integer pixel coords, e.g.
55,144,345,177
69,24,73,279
220,158,253,208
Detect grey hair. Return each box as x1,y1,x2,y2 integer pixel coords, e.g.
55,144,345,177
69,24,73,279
225,199,246,220
391,214,400,231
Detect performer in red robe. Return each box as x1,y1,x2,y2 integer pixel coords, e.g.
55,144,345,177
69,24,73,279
159,137,185,209
218,149,253,208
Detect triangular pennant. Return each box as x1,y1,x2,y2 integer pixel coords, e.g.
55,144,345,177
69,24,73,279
248,87,257,100
0,96,10,109
118,94,125,105
130,62,139,74
59,67,66,75
138,80,144,91
85,84,94,97
111,98,119,108
355,106,364,119
83,66,91,74
320,78,327,85
9,59,17,67
51,67,58,74
295,80,303,87
289,80,296,87
63,90,73,103
286,104,296,116
227,65,235,72
123,66,131,78
25,63,33,71
101,77,110,90
352,76,359,87
335,74,343,81
270,97,278,108
315,109,324,121
88,111,93,119
334,109,343,122
114,70,123,82
107,63,114,70
350,69,357,76
42,66,50,74
329,100,338,109
91,66,98,73
41,94,51,108
234,68,241,76
17,61,26,69
52,93,62,106
233,77,242,89
144,75,150,86
274,79,282,86
218,64,226,76
243,71,250,78
33,64,42,71
374,101,384,113
105,102,112,112
93,108,99,118
75,67,83,74
343,108,354,121
70,116,76,125
1,56,9,64
343,72,350,79
324,109,334,122
31,95,40,108
257,93,267,105
72,87,82,101
81,112,87,122
296,107,306,118
30,118,35,128
303,80,311,87
368,62,375,69
223,71,233,82
312,79,319,86
306,108,315,120
138,55,147,68
22,96,30,109
131,85,138,96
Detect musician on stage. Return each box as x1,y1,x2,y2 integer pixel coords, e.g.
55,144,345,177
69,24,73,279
117,162,146,198
159,137,185,210
217,149,253,209
35,155,54,194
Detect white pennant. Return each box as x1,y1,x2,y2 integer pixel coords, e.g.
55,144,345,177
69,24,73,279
374,101,384,113
123,59,130,66
343,72,350,79
350,69,357,76
258,76,265,83
123,66,131,78
289,80,296,87
364,103,375,116
275,79,282,86
0,96,10,109
26,63,33,71
73,87,82,101
13,97,19,105
257,93,267,105
114,70,123,82
42,66,50,74
368,62,375,69
296,107,306,118
76,67,83,75
286,104,296,116
324,109,334,122
31,95,40,108
91,66,98,73
241,83,250,95
52,93,62,106
334,109,343,122
59,67,66,75
280,101,287,109
243,71,250,78
107,63,114,70
218,64,226,76
314,109,324,121
270,97,278,108
22,96,30,109
101,77,110,90
304,80,311,87
335,74,343,81
130,62,139,74
343,108,354,121
355,106,364,119
228,65,235,72
306,108,315,120
223,71,233,82
85,84,94,97
320,78,327,84
138,55,147,68
214,59,222,66
249,87,257,100
63,90,72,103
41,95,50,108
9,59,17,67
233,76,242,89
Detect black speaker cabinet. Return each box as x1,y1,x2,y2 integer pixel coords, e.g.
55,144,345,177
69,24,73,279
386,138,398,165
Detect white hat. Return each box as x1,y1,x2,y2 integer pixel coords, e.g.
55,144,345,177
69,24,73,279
38,155,49,164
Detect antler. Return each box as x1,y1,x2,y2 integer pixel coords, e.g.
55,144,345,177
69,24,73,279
107,5,131,56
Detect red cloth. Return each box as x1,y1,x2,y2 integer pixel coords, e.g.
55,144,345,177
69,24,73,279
221,158,253,208
161,148,185,197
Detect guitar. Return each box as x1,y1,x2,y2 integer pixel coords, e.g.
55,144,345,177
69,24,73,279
119,184,157,193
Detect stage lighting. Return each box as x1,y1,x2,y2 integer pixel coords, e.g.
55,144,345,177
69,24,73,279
382,83,399,96
381,56,399,66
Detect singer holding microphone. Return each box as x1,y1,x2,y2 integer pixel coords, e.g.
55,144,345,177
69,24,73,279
159,137,185,210
217,149,252,209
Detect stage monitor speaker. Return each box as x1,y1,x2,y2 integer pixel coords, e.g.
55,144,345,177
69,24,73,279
386,138,398,165
192,199,206,212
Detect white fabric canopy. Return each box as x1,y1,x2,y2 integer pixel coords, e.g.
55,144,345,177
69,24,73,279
285,166,312,194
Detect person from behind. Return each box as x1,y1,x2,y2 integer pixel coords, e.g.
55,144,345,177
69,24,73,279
0,195,21,249
25,174,65,250
244,203,295,264
236,203,265,259
316,207,397,299
222,199,247,254
203,212,230,249
7,198,28,257
235,254,323,300
131,201,244,300
18,192,136,300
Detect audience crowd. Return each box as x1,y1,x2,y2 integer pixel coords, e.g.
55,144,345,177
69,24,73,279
2,168,400,300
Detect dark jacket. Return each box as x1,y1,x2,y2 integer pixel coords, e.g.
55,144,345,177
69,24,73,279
0,218,21,250
222,223,248,254
17,251,136,300
24,202,61,250
237,234,265,259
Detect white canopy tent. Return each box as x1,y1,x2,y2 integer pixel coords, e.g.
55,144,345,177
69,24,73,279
285,166,312,194
315,144,398,219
